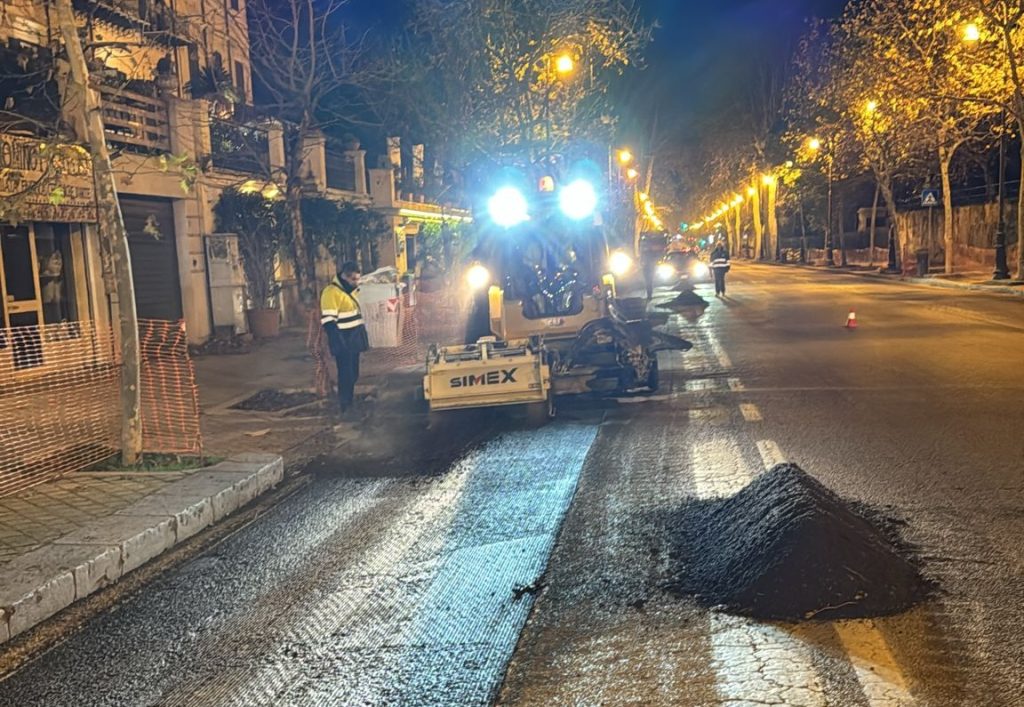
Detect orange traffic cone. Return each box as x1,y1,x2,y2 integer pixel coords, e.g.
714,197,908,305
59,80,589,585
845,309,858,329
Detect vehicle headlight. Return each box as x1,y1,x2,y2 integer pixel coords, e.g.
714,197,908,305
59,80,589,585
656,262,677,281
558,179,598,221
692,262,711,279
608,250,633,277
487,187,529,227
466,264,491,290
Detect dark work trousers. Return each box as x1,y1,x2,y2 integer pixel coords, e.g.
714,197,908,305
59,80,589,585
334,348,361,411
713,268,727,295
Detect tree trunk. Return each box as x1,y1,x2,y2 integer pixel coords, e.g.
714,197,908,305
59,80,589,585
939,145,955,274
766,178,779,261
733,203,741,257
868,181,880,266
878,177,900,269
837,191,847,267
1017,135,1024,280
55,0,142,465
286,184,314,303
751,177,763,260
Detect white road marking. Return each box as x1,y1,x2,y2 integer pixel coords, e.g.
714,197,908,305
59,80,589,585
834,620,915,706
756,439,786,469
739,402,763,422
764,441,916,707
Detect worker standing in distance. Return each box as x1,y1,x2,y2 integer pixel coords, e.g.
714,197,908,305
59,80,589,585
710,241,731,297
320,261,370,420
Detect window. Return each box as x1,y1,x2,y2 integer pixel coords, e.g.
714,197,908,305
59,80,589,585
34,223,79,324
234,61,246,102
230,0,240,9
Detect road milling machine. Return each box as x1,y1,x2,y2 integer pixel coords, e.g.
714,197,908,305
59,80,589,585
423,165,693,416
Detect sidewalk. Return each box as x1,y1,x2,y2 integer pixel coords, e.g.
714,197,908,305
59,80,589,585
0,328,337,645
760,260,1024,297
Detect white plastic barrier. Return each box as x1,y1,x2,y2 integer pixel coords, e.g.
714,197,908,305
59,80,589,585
357,282,404,347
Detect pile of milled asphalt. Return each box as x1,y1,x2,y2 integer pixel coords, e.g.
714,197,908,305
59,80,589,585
657,289,709,312
668,463,930,621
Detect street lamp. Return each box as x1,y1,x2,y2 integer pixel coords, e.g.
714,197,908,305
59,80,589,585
555,54,575,74
808,135,836,267
625,167,638,180
618,149,633,165
958,24,1009,279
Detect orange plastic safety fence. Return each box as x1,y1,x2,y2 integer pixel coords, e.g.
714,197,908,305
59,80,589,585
139,319,202,456
0,319,202,498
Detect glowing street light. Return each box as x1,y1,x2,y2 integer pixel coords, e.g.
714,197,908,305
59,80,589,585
762,174,777,186
865,99,879,115
746,186,756,197
626,167,639,180
555,54,575,74
807,137,822,152
618,149,633,165
962,22,981,43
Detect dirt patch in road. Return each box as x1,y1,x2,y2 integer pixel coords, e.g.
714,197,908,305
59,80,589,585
667,463,932,621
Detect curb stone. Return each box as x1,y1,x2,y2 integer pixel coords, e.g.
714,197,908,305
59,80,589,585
0,453,283,644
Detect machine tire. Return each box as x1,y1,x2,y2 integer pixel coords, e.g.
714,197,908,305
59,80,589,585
645,357,660,392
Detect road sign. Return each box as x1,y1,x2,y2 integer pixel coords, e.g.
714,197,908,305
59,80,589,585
921,189,940,207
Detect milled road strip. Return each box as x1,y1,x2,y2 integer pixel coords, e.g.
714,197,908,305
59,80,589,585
162,424,599,707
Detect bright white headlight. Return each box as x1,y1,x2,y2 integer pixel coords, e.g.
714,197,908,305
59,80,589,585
487,187,529,227
656,262,677,281
692,262,711,279
466,264,491,290
608,250,633,277
558,179,598,221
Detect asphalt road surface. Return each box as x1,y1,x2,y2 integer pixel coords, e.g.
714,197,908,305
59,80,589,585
1,263,1021,706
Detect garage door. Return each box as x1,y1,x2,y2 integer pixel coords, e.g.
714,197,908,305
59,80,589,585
120,197,183,321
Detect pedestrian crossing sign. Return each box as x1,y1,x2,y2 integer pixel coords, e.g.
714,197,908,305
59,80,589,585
921,189,940,207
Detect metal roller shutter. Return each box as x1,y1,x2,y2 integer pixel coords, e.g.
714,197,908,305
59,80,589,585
120,197,183,321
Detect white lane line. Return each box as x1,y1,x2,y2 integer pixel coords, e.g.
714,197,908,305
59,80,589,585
739,402,763,422
689,423,826,707
756,439,785,469
727,377,745,392
834,621,915,707
763,441,916,707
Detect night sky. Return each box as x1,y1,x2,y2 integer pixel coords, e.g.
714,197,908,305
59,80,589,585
344,0,849,148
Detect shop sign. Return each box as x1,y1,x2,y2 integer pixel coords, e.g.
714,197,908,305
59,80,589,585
0,134,97,223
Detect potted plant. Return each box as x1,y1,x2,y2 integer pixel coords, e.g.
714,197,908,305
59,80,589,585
213,188,288,338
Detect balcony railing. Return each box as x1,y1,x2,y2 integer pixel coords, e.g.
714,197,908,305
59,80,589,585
95,82,171,153
72,0,191,46
209,119,269,175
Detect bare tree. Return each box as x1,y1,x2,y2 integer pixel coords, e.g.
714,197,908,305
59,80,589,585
246,0,384,302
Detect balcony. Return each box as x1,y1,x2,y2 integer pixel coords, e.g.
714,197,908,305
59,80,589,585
209,119,270,175
72,0,191,46
94,81,171,153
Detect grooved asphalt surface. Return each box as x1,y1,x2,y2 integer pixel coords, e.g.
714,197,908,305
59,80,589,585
2,264,1022,706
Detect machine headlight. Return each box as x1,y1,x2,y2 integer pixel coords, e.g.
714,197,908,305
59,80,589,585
466,264,492,290
656,262,677,281
608,250,634,277
692,262,711,279
558,179,598,221
487,187,529,227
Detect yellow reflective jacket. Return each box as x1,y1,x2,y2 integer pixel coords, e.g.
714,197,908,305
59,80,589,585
320,276,368,352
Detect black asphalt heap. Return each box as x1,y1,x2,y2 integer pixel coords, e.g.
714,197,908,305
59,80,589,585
668,463,931,621
657,290,709,318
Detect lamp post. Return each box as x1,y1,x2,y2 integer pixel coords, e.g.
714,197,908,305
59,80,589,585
961,23,1009,279
807,136,835,266
993,108,1011,280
